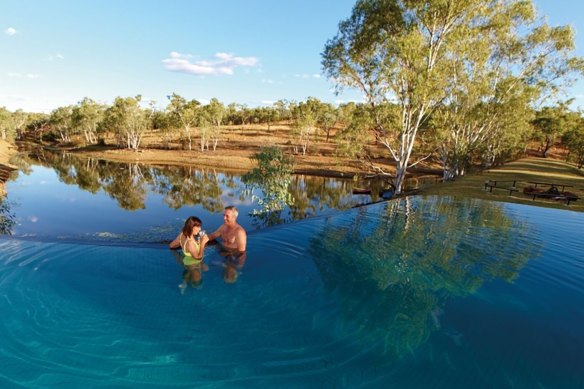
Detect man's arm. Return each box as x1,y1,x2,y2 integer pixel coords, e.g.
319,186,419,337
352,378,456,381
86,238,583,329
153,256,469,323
207,225,223,242
236,228,247,252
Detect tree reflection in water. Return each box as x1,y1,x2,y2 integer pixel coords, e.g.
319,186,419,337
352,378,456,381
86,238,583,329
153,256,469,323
24,150,366,228
0,197,16,235
308,196,539,357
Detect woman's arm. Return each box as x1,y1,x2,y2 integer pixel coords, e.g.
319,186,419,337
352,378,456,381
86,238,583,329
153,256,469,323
197,234,209,258
169,233,182,250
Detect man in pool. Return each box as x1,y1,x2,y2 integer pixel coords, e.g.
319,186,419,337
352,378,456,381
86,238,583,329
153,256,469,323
207,205,247,253
208,206,247,283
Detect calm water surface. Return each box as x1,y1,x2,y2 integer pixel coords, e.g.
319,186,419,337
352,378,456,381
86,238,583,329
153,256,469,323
3,153,384,241
1,155,583,387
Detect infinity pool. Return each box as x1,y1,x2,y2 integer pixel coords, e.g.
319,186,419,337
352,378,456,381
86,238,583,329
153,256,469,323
1,197,583,387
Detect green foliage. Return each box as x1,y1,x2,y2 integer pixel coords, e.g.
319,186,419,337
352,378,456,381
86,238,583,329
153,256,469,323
72,97,105,145
166,93,201,151
323,0,584,191
49,105,75,143
531,103,577,157
0,107,14,141
0,197,16,235
242,146,295,214
563,114,584,168
102,96,148,150
335,103,373,158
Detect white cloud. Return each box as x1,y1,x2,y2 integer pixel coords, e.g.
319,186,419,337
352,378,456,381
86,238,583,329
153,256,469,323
7,72,40,79
261,79,275,84
261,100,275,105
295,73,322,79
47,53,65,61
4,27,17,36
163,51,259,76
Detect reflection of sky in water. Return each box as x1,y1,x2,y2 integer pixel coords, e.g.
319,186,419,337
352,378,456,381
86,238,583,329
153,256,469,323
0,197,583,387
5,163,369,242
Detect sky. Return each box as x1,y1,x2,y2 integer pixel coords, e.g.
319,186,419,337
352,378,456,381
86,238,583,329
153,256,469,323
1,0,583,113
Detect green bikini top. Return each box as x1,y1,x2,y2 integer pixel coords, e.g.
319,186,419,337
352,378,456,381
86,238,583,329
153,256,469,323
180,234,202,265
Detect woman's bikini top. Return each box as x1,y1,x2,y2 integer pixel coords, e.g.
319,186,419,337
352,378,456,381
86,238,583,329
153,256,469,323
180,234,202,266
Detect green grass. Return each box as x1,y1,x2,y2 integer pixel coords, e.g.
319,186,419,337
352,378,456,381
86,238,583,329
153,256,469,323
420,157,584,212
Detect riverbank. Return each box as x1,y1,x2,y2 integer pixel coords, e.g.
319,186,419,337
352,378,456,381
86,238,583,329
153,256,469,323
8,136,584,213
0,140,17,197
67,143,584,212
75,146,369,178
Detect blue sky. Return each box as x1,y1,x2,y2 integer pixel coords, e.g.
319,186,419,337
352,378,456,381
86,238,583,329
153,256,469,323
1,0,583,113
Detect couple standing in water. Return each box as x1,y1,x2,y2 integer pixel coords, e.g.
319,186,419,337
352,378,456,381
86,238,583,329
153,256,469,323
169,205,247,289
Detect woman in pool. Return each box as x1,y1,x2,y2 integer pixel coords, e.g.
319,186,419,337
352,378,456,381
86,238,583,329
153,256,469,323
169,216,209,290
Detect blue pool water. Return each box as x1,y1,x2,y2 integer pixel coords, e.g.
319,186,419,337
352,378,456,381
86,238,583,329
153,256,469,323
1,196,583,387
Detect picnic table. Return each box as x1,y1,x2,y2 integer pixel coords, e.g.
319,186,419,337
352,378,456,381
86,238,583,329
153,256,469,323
527,181,573,192
524,181,579,205
484,180,518,195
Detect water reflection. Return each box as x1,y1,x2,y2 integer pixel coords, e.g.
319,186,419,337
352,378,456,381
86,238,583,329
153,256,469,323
0,197,16,235
308,196,539,357
17,149,372,233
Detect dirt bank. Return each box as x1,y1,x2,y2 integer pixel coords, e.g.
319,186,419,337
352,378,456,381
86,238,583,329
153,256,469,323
0,140,18,197
75,146,388,179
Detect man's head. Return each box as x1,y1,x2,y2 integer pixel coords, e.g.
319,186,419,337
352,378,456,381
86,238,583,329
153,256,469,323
223,206,238,226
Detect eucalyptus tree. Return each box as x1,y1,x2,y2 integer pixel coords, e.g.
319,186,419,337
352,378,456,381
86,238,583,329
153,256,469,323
0,107,14,141
204,98,225,150
166,93,201,151
478,94,534,167
323,0,584,192
257,106,279,131
71,97,104,145
335,103,374,158
230,103,251,126
435,2,582,178
317,102,338,141
49,105,75,143
531,104,574,158
225,103,239,125
273,100,292,121
563,114,584,168
10,109,29,140
0,108,30,141
151,107,173,149
101,96,148,150
290,97,323,155
25,112,50,141
197,110,212,151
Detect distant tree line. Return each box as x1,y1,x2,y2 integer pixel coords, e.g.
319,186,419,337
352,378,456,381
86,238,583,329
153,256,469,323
2,94,584,180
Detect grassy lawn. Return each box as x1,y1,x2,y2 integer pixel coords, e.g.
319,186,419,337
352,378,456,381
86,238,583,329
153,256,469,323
421,157,584,212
